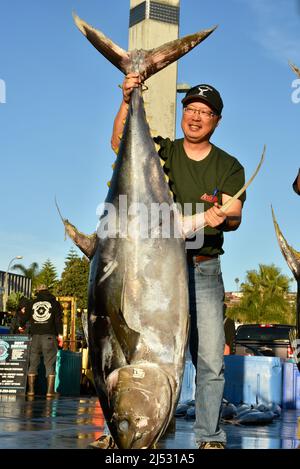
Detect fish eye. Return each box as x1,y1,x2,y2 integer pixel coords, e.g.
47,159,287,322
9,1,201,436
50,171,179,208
119,419,129,432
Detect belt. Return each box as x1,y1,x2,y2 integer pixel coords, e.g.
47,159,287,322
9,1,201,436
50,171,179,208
187,254,218,264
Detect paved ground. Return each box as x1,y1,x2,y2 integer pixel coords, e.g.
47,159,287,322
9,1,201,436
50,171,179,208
0,395,299,450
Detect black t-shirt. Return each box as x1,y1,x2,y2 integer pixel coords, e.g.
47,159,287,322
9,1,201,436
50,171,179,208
155,137,246,256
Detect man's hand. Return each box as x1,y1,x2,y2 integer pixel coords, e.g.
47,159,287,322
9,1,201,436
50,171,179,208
111,73,143,152
57,335,63,348
204,202,227,228
122,73,142,103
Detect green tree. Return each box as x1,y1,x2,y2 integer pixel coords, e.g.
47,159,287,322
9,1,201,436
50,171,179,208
56,251,89,309
66,247,80,262
6,291,26,312
229,264,295,324
12,261,40,291
36,259,58,292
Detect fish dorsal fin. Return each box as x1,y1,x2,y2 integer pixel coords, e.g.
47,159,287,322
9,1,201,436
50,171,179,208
55,198,98,259
289,61,300,78
271,206,300,280
73,12,216,79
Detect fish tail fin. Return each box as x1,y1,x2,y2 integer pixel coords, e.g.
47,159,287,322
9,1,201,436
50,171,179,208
73,12,216,79
141,26,217,81
73,12,131,74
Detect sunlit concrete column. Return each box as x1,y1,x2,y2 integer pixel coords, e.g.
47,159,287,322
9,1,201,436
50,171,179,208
129,0,180,140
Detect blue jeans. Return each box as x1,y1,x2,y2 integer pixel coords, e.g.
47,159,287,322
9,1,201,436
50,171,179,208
188,256,226,444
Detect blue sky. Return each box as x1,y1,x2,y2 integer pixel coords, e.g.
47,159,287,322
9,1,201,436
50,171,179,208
1,0,300,292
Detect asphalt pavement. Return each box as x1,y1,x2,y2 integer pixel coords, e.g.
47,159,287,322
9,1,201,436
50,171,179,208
0,395,299,450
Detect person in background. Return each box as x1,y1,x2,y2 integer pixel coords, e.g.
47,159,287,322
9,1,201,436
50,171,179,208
293,169,300,195
21,284,63,398
10,297,31,335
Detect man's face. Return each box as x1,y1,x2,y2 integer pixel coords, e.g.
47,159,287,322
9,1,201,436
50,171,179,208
181,100,221,144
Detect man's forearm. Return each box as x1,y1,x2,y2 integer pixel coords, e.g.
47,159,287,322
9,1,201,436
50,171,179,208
219,215,242,232
111,100,129,153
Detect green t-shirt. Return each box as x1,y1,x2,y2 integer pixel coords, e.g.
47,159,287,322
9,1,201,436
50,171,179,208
154,136,246,256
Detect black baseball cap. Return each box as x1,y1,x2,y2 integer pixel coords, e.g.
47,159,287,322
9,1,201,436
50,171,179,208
182,84,223,115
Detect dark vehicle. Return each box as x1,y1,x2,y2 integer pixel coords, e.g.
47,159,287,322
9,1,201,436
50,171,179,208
234,324,296,359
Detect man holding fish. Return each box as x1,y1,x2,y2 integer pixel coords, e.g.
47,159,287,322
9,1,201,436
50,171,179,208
111,74,246,449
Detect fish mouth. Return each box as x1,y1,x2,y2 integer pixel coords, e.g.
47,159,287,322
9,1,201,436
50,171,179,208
112,414,155,449
107,365,173,449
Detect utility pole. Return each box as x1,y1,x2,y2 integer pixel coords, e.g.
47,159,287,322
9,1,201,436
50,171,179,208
129,0,180,139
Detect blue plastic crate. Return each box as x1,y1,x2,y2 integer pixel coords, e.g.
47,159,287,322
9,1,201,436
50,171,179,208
223,356,282,406
282,361,300,409
179,359,196,403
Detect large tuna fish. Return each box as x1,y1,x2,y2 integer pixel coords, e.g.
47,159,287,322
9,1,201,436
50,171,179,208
271,62,300,370
60,14,263,448
60,13,217,449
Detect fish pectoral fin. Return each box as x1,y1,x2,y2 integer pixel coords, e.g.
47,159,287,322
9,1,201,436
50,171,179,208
109,307,140,364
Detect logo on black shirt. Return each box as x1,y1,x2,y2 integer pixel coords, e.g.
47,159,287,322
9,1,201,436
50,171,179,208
32,301,52,323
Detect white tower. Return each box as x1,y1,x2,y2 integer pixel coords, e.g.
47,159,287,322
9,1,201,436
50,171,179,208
129,0,180,139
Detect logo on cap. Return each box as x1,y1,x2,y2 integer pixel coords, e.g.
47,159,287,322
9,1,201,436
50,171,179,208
196,85,213,97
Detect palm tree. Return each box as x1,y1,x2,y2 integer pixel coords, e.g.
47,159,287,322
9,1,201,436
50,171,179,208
232,264,294,324
12,262,40,291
